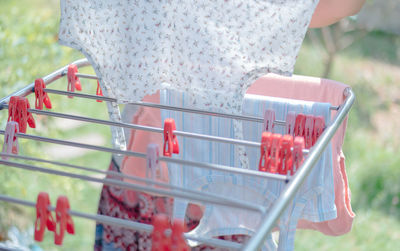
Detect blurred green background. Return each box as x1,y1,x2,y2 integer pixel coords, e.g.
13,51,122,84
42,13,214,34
0,0,399,250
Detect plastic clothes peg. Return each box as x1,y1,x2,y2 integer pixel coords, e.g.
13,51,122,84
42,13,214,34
292,137,305,175
263,109,275,132
269,134,282,173
54,196,75,245
312,116,325,146
1,121,19,159
304,115,315,149
294,113,306,137
7,96,19,123
279,135,293,175
163,119,179,157
25,100,36,129
34,192,56,242
16,97,36,133
67,64,82,98
146,143,161,181
34,78,52,110
171,219,189,251
96,80,103,102
151,214,171,251
258,132,272,172
16,98,26,133
286,111,296,136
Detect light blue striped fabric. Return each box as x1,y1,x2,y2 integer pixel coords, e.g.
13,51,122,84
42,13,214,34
160,89,336,250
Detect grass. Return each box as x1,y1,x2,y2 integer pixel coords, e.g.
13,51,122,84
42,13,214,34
295,210,400,250
0,0,399,250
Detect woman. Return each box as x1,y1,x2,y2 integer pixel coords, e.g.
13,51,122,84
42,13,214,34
92,1,366,250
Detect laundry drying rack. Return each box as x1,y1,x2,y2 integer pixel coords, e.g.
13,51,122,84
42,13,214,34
0,58,355,250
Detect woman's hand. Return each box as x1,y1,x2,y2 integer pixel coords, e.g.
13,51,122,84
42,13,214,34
309,0,366,28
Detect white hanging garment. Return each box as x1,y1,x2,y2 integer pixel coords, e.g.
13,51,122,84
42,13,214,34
58,0,319,113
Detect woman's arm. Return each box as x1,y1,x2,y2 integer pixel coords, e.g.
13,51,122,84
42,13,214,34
309,0,366,28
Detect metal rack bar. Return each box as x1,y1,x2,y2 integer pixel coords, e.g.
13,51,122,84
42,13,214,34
242,88,355,250
0,59,91,108
0,104,263,149
0,194,242,250
43,88,286,125
0,130,289,182
0,104,310,155
0,152,263,212
43,88,339,124
75,73,99,80
0,159,266,214
53,73,340,111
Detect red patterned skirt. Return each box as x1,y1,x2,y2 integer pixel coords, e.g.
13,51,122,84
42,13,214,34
94,158,249,250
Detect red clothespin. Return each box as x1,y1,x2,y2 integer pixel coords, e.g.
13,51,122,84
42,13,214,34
67,64,82,98
279,135,293,175
7,96,19,123
269,134,282,174
304,115,315,149
96,80,103,102
171,219,189,251
34,78,52,110
16,97,35,133
294,113,306,137
163,119,179,157
1,121,19,159
259,132,272,172
292,137,305,175
286,111,296,136
54,196,75,245
151,214,171,251
312,116,325,146
34,192,56,242
146,143,161,181
263,109,275,132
